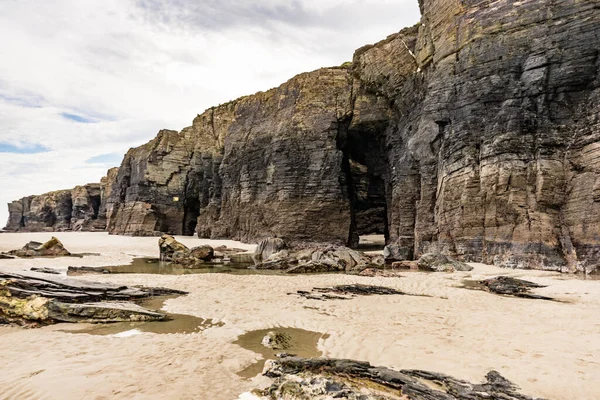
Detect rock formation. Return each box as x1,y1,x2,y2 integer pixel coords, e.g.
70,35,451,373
4,236,71,258
259,357,546,399
4,168,118,232
7,0,600,272
0,268,186,326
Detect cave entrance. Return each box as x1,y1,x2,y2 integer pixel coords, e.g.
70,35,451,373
90,194,101,220
341,125,389,248
183,198,200,236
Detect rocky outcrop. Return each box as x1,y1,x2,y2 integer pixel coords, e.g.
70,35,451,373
4,169,118,232
158,234,214,267
4,236,71,258
259,357,546,399
416,253,473,272
8,0,600,272
254,245,376,273
0,268,185,326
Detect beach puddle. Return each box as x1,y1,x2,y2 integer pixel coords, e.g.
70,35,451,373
65,296,223,336
71,257,288,276
234,327,328,379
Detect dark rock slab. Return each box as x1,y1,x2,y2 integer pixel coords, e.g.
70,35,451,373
67,266,110,276
30,267,61,275
0,267,186,326
291,284,420,301
480,276,553,301
417,253,473,272
260,357,546,400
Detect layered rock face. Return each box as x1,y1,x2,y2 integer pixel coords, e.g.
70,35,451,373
105,68,371,243
4,172,117,232
7,0,600,271
374,0,600,271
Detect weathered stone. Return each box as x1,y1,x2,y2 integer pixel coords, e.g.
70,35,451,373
358,268,403,277
261,331,291,350
30,267,61,275
4,169,117,232
391,260,418,270
158,234,189,262
293,284,412,300
0,268,186,326
260,357,546,400
383,244,412,262
188,245,214,261
479,276,553,300
254,238,286,262
255,245,374,273
67,266,110,276
7,236,71,258
417,253,473,272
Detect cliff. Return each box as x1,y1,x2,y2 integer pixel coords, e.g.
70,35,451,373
7,0,600,271
4,168,118,232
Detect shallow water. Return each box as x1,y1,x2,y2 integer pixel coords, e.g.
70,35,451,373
65,296,223,336
234,327,328,379
92,257,286,276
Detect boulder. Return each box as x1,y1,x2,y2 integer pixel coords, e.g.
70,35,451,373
383,244,412,262
261,331,292,350
189,245,214,261
158,234,189,262
254,238,286,262
417,253,473,272
7,236,71,258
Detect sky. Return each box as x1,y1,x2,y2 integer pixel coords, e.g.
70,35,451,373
0,0,421,227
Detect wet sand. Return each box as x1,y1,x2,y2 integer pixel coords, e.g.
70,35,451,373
0,232,599,399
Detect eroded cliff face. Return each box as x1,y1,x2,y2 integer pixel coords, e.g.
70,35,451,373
371,0,600,271
4,172,117,232
8,0,600,271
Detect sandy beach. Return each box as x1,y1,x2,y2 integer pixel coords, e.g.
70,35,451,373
0,232,599,399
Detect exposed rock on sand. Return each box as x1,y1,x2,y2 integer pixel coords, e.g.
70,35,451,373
259,357,546,400
292,284,411,301
158,234,214,266
255,245,377,274
261,331,291,350
4,236,71,258
479,277,554,301
0,268,185,326
253,238,286,263
417,253,473,272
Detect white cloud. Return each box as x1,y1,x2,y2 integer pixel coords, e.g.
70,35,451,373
0,0,420,227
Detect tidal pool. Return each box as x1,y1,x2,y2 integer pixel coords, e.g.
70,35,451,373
65,296,223,336
234,327,328,379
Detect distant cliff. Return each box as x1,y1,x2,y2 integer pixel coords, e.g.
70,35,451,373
4,167,118,232
7,0,600,272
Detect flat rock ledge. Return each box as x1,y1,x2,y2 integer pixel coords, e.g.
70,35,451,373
479,276,554,301
257,357,546,400
0,268,186,327
290,284,423,301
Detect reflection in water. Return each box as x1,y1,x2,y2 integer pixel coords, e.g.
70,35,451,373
66,296,223,336
234,327,328,379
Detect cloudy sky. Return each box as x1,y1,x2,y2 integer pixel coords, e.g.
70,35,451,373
0,0,420,227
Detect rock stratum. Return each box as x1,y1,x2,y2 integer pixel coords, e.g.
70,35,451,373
6,0,600,272
4,167,118,233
